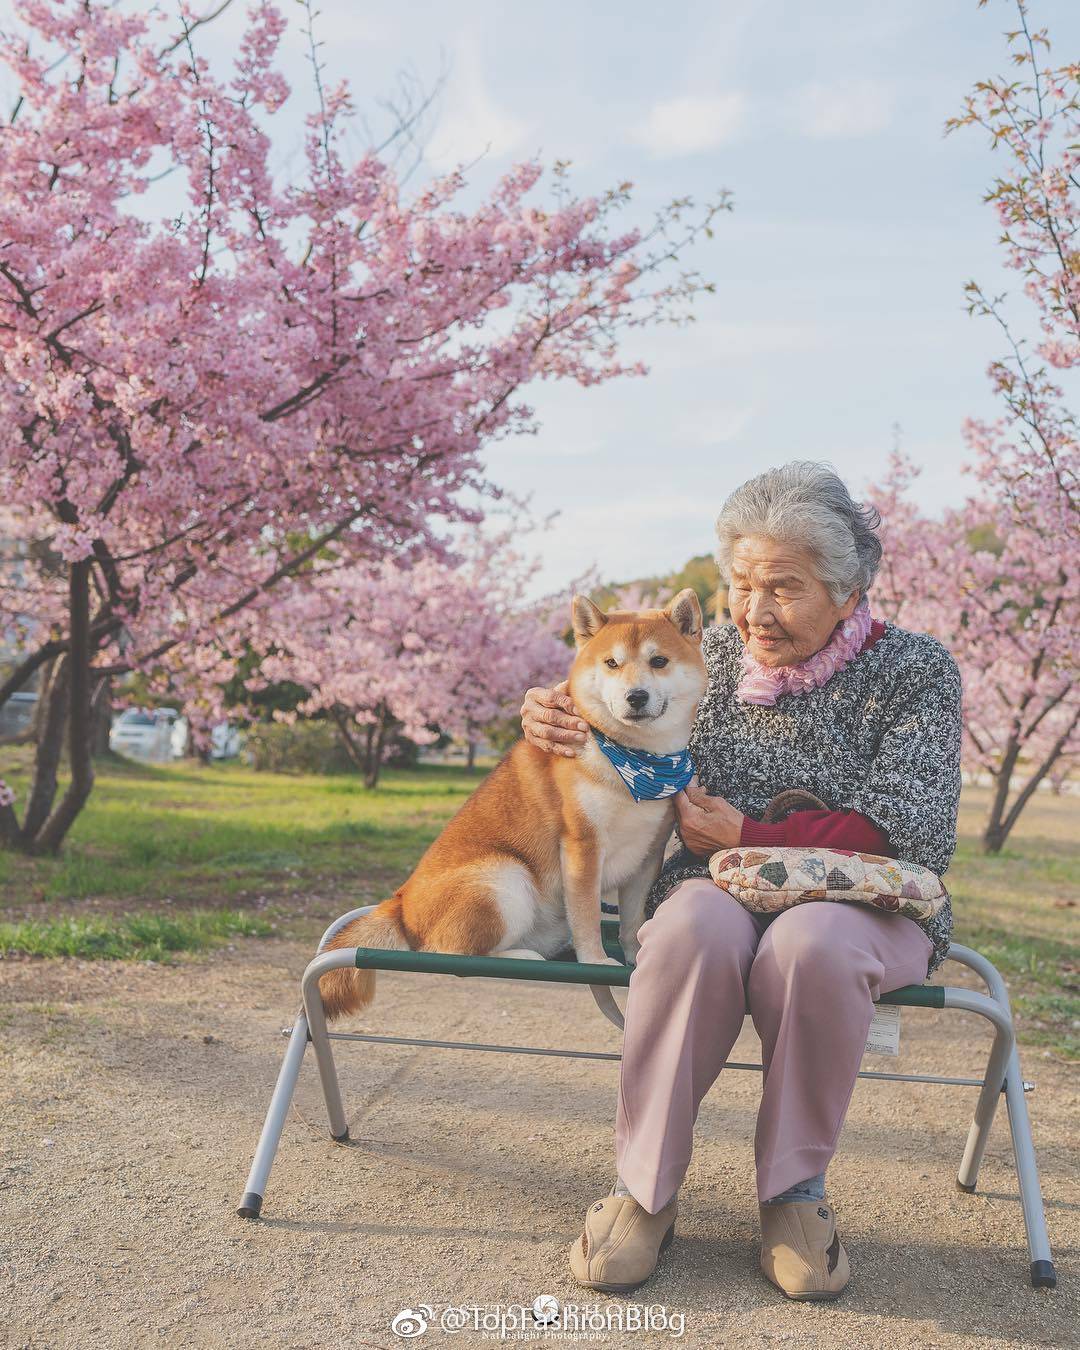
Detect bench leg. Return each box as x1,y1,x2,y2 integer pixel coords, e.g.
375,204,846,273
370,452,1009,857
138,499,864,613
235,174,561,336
301,951,352,1142
237,1010,309,1220
953,997,1011,1195
945,945,1057,1290
1004,1044,1057,1288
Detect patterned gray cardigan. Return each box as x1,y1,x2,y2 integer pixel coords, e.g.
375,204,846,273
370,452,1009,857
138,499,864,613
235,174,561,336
642,620,964,976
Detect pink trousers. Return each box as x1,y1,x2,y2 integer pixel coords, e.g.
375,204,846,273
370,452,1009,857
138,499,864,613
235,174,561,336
615,879,933,1211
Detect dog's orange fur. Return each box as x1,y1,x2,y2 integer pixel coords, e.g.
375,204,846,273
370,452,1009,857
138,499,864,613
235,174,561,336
319,590,706,1020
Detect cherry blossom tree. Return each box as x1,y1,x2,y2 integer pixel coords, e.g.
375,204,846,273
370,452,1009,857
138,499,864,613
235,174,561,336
238,529,570,787
871,451,1075,852
0,0,725,851
1047,751,1076,795
871,0,1078,853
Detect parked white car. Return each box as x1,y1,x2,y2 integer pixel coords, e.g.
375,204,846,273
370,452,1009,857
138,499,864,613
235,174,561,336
109,707,178,762
169,714,189,759
0,689,37,739
111,708,242,762
209,722,243,759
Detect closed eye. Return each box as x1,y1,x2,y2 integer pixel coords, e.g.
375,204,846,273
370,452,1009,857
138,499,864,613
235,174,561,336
649,655,669,668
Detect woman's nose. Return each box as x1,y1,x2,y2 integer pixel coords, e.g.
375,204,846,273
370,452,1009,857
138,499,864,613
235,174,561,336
745,592,774,627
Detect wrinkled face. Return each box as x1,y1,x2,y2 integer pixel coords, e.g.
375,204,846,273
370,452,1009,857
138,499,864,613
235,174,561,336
727,535,858,667
570,590,707,736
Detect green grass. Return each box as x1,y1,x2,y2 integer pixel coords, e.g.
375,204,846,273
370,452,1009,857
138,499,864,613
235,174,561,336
0,745,1075,1055
0,908,272,961
0,746,476,907
948,789,1079,1060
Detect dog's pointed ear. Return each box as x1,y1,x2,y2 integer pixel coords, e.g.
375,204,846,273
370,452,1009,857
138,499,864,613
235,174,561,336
572,594,608,648
664,588,703,642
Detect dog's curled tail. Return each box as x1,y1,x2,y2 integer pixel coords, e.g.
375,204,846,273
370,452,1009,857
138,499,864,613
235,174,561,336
318,895,410,1020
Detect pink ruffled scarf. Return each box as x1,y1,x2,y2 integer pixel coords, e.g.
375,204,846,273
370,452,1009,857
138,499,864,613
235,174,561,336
735,597,874,706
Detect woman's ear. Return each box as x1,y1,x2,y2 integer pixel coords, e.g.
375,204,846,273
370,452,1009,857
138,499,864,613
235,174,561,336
838,590,860,622
664,588,703,641
572,594,607,648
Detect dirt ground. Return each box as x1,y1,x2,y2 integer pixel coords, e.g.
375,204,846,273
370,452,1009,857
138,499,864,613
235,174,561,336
1,934,1076,1350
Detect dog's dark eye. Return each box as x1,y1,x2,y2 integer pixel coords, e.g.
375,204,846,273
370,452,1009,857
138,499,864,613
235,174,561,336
650,655,669,669
604,657,619,669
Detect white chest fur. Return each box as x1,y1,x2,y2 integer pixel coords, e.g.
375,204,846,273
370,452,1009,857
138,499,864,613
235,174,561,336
572,741,675,889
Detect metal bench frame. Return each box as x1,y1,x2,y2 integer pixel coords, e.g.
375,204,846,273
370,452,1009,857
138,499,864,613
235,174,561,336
237,907,1057,1289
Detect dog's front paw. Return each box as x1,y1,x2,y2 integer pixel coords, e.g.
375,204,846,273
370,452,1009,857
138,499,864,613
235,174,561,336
577,952,624,968
619,934,641,963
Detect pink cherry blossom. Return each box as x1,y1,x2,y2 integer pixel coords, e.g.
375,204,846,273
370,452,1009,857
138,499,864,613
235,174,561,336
874,1,1077,853
0,1,725,850
232,526,571,786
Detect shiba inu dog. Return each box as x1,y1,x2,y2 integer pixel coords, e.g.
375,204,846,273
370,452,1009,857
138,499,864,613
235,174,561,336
318,589,707,1020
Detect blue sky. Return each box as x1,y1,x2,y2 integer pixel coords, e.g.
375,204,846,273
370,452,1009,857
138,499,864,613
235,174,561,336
293,0,1076,592
8,0,1079,592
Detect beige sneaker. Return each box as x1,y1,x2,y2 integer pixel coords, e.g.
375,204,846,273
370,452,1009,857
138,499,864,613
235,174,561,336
568,1187,677,1294
759,1200,850,1301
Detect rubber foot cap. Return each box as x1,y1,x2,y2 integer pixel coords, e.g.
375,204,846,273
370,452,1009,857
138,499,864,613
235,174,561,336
331,1126,350,1142
237,1192,263,1220
956,1179,976,1193
1031,1260,1057,1289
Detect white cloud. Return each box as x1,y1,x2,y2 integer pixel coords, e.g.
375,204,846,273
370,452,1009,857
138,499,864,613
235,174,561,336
791,79,894,139
639,319,825,373
425,37,529,172
296,5,395,45
565,493,710,530
677,403,757,448
504,436,605,460
525,491,717,596
631,93,746,156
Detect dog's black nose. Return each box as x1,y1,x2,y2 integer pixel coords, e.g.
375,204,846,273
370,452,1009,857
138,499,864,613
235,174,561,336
626,688,649,710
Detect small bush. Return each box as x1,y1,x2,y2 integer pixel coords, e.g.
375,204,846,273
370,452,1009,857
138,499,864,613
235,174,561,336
245,719,420,775
244,721,356,775
382,731,420,769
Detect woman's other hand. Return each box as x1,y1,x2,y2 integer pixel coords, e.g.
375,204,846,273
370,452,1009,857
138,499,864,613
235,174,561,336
674,776,745,856
520,681,589,757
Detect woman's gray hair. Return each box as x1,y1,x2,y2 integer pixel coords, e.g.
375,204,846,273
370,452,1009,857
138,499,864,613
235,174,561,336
714,461,883,603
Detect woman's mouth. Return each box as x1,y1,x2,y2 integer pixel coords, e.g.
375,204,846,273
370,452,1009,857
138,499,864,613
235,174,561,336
752,632,784,647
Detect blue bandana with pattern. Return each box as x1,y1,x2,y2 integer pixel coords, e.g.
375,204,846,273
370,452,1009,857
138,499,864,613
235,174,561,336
591,727,695,802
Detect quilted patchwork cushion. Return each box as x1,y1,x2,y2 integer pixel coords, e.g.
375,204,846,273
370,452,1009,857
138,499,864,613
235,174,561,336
707,846,948,922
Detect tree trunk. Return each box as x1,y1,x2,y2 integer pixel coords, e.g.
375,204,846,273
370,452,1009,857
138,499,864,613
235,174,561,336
0,797,18,847
981,739,1021,855
982,709,1080,853
90,675,113,757
982,819,1006,854
328,706,366,772
466,739,477,770
19,655,70,844
29,656,56,740
32,561,96,854
364,705,390,789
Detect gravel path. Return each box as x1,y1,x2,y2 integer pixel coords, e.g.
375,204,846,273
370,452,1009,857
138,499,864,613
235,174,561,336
1,935,1076,1349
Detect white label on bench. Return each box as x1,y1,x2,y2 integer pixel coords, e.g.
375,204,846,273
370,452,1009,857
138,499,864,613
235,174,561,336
865,1005,901,1056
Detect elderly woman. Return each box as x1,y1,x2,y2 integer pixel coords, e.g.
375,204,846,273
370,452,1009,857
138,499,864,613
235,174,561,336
520,461,962,1301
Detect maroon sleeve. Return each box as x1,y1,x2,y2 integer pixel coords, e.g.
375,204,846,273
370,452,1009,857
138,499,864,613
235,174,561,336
739,809,895,856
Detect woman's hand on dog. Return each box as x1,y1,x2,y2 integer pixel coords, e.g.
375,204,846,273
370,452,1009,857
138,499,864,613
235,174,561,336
520,681,589,756
674,776,745,855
